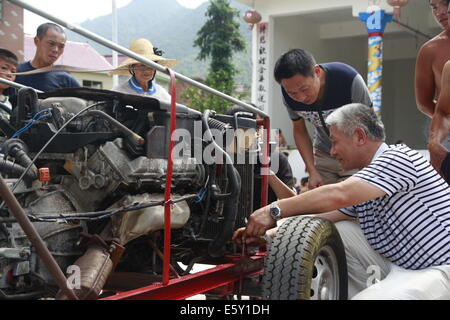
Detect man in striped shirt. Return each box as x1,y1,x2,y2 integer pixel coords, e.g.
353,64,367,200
241,103,450,299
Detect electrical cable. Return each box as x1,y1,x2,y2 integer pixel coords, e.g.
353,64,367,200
194,175,209,203
11,108,52,139
27,193,198,222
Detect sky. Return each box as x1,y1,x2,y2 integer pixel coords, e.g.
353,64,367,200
22,0,209,35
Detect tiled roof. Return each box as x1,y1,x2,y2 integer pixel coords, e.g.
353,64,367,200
24,35,113,70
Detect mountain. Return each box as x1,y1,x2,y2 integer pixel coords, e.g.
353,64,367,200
66,0,252,85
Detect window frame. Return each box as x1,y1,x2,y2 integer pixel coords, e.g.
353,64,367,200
82,80,103,89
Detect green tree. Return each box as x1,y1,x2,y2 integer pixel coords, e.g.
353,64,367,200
182,0,246,113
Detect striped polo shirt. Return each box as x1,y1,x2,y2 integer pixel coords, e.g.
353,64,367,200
339,143,450,270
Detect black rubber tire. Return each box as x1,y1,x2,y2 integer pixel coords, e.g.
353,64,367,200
261,216,348,300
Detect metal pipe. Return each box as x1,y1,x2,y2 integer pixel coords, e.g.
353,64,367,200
162,68,178,285
111,0,119,88
0,173,79,300
86,110,145,145
101,255,265,300
7,0,268,119
0,77,42,92
147,239,180,278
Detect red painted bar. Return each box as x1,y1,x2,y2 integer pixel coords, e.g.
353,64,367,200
162,69,178,285
101,255,265,300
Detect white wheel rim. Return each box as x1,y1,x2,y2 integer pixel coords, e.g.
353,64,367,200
310,245,340,300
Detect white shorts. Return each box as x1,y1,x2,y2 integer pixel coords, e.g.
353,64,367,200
335,220,450,300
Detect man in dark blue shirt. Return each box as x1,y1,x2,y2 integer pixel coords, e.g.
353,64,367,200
14,23,80,92
274,49,371,190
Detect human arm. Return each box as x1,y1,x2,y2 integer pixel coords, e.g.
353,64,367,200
428,60,450,173
245,177,385,237
232,210,349,246
315,210,354,223
415,44,436,118
268,170,297,199
292,119,323,189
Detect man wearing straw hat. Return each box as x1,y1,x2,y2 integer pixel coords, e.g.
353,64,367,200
110,38,177,103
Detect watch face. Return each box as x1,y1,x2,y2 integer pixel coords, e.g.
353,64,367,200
270,204,281,219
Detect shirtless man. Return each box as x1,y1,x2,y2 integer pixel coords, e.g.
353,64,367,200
428,60,450,183
415,0,450,118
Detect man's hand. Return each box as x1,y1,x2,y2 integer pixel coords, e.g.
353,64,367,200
244,205,277,238
429,142,448,175
232,226,278,247
307,171,323,190
232,227,266,247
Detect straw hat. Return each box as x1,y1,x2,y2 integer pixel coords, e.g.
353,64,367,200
109,38,177,75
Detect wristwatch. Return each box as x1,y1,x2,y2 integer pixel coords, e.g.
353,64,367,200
269,202,282,221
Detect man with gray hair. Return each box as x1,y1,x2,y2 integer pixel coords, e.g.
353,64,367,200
14,22,80,92
235,103,450,299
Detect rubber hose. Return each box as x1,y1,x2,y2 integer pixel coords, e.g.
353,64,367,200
202,110,241,257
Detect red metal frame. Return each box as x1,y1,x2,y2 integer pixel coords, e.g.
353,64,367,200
101,254,265,300
100,72,271,300
161,68,178,285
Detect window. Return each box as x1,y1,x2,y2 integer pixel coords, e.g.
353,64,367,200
82,80,103,89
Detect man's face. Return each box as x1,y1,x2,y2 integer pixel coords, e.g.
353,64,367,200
0,58,16,90
329,125,361,171
280,67,321,105
34,28,66,67
429,0,450,31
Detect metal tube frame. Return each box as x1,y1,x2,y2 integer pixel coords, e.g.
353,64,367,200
6,0,271,300
101,254,265,300
0,77,42,92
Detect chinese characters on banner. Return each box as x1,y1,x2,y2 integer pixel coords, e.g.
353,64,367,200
256,22,269,112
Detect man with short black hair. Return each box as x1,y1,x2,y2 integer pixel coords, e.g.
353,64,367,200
274,49,371,190
236,103,450,299
14,22,80,92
